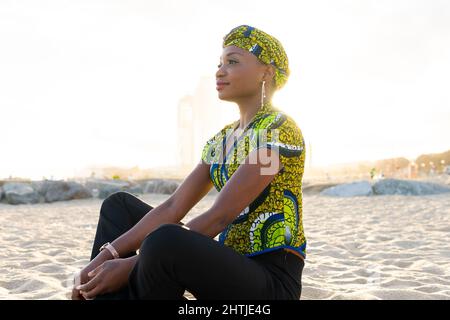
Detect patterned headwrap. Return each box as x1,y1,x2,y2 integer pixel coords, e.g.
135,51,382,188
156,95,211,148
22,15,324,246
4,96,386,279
222,25,290,90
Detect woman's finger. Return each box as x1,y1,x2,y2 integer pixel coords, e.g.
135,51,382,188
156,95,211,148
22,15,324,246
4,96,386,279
76,271,102,293
71,287,82,300
81,272,107,300
87,264,103,279
81,283,104,300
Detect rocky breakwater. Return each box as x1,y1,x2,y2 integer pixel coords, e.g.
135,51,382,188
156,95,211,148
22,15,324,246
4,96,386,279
0,178,183,205
320,178,450,197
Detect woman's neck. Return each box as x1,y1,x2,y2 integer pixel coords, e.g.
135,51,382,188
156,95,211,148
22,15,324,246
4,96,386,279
235,96,272,130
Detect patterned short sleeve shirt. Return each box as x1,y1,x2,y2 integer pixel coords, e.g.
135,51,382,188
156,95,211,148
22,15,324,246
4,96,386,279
201,102,307,259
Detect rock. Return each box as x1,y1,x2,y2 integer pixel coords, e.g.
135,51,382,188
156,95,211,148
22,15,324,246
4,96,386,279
85,179,130,191
142,180,158,193
31,180,52,197
43,181,92,203
142,179,180,194
303,183,339,195
3,182,40,204
127,184,144,195
0,186,3,201
85,179,131,199
84,179,148,198
372,179,450,196
321,181,373,197
98,186,123,199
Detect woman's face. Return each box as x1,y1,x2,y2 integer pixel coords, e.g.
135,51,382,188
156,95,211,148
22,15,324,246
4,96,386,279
216,45,272,103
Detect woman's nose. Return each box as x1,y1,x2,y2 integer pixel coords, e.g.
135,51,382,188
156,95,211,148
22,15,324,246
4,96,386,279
216,64,226,77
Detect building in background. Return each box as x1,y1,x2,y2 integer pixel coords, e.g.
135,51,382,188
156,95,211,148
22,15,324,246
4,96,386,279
177,75,236,173
177,95,195,171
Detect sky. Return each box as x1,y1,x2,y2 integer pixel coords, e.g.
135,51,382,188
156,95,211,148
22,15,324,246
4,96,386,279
1,0,449,180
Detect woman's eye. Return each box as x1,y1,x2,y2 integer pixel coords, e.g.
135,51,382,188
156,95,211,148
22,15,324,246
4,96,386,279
217,60,237,68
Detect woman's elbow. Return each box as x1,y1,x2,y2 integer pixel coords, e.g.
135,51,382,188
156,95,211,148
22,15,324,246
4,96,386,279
208,207,236,233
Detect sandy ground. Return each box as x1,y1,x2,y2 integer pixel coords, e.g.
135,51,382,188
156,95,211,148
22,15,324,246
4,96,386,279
1,192,449,300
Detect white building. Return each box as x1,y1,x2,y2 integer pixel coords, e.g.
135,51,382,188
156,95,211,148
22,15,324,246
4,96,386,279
177,76,236,171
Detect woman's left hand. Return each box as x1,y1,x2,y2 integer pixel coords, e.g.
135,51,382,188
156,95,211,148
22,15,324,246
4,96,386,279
76,257,137,300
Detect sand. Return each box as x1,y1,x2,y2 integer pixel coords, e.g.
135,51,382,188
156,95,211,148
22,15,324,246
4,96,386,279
302,193,450,300
1,192,449,300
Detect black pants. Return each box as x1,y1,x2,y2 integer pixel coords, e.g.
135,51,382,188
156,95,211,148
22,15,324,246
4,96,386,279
91,191,305,300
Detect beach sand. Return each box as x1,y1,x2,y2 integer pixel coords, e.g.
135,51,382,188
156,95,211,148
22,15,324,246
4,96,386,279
1,192,449,300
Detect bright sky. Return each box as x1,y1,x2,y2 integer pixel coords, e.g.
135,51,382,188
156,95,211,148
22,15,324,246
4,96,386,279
1,0,449,180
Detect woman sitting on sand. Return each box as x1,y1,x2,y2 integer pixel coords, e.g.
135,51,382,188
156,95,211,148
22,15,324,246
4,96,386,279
72,24,307,300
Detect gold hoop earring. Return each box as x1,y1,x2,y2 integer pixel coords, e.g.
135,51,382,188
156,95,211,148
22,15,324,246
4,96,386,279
261,80,266,108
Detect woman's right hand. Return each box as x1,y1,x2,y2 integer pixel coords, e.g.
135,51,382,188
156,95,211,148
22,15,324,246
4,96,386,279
76,257,137,300
71,250,113,300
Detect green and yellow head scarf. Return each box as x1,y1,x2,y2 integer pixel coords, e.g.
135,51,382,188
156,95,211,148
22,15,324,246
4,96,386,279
222,25,290,90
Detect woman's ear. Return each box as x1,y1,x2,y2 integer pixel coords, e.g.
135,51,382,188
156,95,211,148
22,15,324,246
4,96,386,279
263,65,276,83
264,65,277,93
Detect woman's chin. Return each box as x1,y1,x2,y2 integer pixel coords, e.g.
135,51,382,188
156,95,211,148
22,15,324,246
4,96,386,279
217,92,231,101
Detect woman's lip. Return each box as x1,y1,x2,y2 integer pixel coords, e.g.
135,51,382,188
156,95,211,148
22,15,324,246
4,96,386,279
216,83,229,90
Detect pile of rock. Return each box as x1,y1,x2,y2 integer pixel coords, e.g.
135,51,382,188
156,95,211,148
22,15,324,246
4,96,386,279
372,179,450,196
320,178,450,197
0,181,92,205
0,178,182,205
141,179,180,195
320,181,373,197
85,179,138,199
83,178,181,199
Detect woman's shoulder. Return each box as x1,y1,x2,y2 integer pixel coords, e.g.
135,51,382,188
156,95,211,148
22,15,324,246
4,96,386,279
256,107,302,135
260,109,304,151
264,109,305,158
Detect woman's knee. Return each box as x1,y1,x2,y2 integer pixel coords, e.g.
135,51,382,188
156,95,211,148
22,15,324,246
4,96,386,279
100,191,129,214
139,224,185,262
103,191,130,204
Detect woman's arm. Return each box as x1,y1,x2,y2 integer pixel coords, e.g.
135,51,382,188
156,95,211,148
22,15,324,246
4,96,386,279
82,162,213,274
186,148,281,238
110,162,213,256
73,162,213,299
